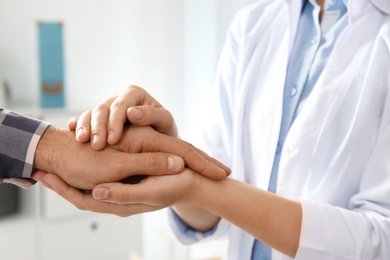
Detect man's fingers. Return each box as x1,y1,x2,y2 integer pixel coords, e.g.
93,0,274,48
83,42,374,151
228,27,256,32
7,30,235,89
111,152,185,179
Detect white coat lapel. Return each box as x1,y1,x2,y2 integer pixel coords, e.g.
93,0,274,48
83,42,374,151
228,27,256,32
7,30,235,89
371,0,390,14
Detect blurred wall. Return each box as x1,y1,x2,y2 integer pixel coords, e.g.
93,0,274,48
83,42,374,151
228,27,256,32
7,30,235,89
0,0,185,122
0,1,258,259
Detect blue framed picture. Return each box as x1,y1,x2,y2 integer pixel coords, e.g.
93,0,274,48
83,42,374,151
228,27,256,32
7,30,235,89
38,22,65,108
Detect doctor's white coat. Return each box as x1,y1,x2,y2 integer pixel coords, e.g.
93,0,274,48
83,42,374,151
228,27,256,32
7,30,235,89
175,0,390,259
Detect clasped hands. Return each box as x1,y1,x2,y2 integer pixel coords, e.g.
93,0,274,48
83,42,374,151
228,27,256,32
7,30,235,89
32,86,230,217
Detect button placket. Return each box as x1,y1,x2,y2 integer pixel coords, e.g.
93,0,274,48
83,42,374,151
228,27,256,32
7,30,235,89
289,87,297,97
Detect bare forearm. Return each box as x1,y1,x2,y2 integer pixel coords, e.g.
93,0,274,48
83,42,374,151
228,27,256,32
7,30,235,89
34,126,68,173
187,176,302,258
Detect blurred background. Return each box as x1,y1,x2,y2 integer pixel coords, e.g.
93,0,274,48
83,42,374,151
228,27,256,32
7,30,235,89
0,0,257,259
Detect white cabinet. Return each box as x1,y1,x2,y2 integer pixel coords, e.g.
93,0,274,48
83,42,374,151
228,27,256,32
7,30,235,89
0,185,142,260
39,189,142,260
0,109,143,260
39,215,142,260
40,187,83,219
0,224,36,260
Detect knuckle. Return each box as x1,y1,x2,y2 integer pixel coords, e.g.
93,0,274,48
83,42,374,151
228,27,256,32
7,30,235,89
146,153,166,173
79,110,92,123
182,145,197,159
93,103,109,114
128,84,141,92
116,189,130,205
182,140,196,149
110,99,120,110
183,149,207,173
90,127,105,137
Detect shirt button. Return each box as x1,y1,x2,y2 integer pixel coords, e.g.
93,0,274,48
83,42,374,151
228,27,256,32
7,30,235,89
195,232,204,240
290,87,297,97
310,37,318,44
287,144,299,158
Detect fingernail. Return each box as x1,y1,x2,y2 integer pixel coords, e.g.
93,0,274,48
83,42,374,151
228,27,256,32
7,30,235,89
108,130,114,142
220,167,229,177
130,108,143,120
93,187,109,200
92,134,100,145
77,127,85,138
168,155,184,172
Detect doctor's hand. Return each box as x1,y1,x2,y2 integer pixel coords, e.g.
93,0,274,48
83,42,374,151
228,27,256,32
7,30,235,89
32,168,211,217
68,85,178,150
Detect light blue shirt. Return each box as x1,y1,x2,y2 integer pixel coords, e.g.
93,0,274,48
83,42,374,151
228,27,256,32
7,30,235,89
253,0,348,259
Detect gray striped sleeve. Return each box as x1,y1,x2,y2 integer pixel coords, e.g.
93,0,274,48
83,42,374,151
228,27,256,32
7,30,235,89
0,108,50,185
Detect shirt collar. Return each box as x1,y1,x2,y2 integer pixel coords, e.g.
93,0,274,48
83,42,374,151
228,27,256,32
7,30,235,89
304,0,348,8
297,0,390,16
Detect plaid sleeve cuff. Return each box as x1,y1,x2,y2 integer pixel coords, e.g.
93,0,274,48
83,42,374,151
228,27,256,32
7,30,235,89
0,108,50,188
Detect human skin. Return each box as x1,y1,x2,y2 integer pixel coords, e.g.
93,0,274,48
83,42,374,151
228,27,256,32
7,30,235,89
68,85,179,150
34,124,229,191
66,85,230,181
33,167,302,258
33,85,230,190
34,85,301,257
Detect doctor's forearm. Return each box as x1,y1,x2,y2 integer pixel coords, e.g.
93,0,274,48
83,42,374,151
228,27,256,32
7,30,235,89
172,205,220,232
189,176,302,258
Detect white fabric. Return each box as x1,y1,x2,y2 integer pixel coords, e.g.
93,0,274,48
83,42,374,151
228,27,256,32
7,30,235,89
371,0,390,14
175,0,390,259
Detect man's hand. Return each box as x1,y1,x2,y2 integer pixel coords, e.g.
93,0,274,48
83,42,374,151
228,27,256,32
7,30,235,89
34,125,229,190
33,126,186,190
